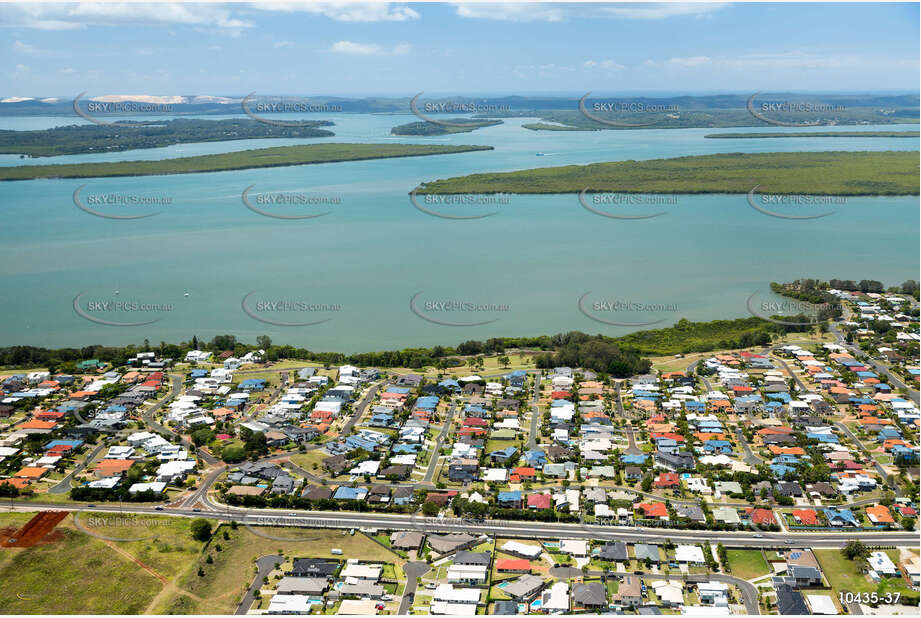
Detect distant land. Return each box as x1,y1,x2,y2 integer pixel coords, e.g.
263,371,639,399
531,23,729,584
0,118,335,157
390,119,502,136
414,151,920,196
2,93,917,132
0,143,492,181
705,131,920,139
513,108,919,130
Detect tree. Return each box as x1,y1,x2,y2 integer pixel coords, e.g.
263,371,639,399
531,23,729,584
422,501,439,517
191,518,213,541
901,517,916,531
641,475,653,492
191,427,215,447
841,540,869,561
498,355,510,369
256,335,272,349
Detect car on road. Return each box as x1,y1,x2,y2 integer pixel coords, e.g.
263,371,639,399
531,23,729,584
753,533,764,538
155,506,164,511
192,508,201,512
87,504,96,508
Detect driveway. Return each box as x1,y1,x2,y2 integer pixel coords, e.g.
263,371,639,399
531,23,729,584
398,561,430,614
236,554,283,614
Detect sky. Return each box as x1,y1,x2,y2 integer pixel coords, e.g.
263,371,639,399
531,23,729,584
2,2,919,96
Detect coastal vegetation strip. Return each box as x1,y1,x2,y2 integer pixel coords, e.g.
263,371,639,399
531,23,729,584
705,131,920,139
509,108,920,131
414,150,920,195
0,118,335,157
0,143,494,181
390,119,502,136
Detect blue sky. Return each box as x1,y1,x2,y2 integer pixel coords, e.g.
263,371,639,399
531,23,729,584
3,2,918,96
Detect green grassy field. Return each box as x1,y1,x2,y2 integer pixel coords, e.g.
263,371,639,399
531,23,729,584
0,143,493,181
414,150,919,196
815,549,915,599
705,131,920,139
725,549,771,580
0,512,195,615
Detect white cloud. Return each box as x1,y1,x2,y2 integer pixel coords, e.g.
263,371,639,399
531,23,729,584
643,51,886,71
584,59,625,70
252,2,419,22
0,3,253,31
330,40,411,56
12,40,41,54
454,2,727,22
274,40,295,49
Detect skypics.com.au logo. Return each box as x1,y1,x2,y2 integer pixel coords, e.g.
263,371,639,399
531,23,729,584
242,93,342,127
578,93,679,127
747,92,845,127
242,186,341,220
410,92,511,127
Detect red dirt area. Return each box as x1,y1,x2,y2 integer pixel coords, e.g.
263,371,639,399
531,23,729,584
0,511,69,548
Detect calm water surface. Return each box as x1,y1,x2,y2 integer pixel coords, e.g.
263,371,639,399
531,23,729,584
0,114,917,351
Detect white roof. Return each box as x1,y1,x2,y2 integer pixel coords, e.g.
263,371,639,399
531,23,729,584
268,594,316,613
501,540,542,558
560,539,588,555
430,601,477,615
675,544,706,563
340,563,381,580
807,594,839,615
651,579,684,605
483,468,508,482
432,584,480,604
129,481,167,493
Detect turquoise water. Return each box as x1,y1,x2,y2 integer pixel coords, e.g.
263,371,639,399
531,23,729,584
0,115,917,352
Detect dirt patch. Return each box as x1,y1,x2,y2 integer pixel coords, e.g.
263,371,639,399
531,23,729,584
1,511,69,548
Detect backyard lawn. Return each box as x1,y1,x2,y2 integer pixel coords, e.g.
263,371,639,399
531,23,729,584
725,549,772,580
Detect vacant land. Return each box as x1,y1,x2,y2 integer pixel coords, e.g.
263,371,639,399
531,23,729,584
414,151,919,196
0,512,193,614
0,143,493,181
814,549,916,601
157,524,404,614
725,549,771,580
706,131,920,139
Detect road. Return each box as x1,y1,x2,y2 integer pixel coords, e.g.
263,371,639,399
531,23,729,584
236,554,283,614
766,342,900,494
422,402,456,484
834,421,901,496
183,381,384,509
141,373,219,465
47,443,106,494
830,313,919,405
398,561,430,614
734,427,764,467
614,380,643,456
526,371,542,450
588,570,760,615
11,502,919,549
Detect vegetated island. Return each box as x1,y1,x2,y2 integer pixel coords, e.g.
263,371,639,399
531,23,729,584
413,150,920,196
521,122,585,131
0,143,494,181
390,118,502,136
705,131,920,139
0,118,336,157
